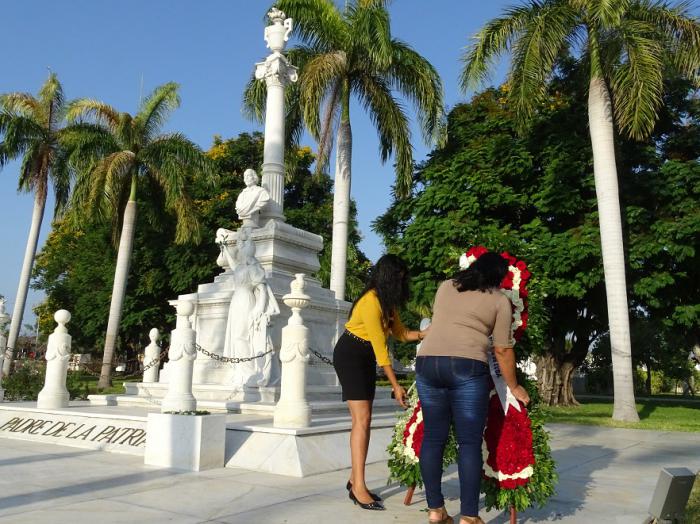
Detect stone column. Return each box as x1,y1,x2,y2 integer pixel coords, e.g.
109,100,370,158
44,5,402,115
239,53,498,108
274,274,311,428
0,300,10,401
255,8,298,223
161,302,197,412
37,310,72,409
143,328,161,384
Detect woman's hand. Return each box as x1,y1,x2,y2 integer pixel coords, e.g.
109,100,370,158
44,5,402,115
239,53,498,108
511,384,530,406
419,326,430,341
392,384,408,408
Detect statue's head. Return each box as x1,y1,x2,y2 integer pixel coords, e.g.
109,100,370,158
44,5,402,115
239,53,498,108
243,169,259,187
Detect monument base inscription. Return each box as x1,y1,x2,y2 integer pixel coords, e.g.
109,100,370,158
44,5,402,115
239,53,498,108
0,405,147,455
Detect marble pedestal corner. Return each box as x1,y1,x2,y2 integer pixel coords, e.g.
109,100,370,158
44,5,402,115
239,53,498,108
224,415,397,477
145,412,226,471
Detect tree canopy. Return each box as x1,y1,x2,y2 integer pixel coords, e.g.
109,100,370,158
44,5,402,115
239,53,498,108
375,62,700,404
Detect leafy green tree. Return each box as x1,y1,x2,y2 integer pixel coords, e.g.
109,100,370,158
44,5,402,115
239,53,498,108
62,82,214,387
375,64,700,407
0,73,73,372
244,0,443,300
461,0,700,421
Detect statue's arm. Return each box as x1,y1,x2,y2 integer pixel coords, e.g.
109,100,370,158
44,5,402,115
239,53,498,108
253,283,268,318
222,242,237,270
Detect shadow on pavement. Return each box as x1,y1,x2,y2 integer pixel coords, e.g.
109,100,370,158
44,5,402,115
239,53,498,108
0,469,184,512
485,441,619,523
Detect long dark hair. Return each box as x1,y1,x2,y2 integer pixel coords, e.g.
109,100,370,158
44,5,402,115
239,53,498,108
452,252,508,293
351,254,410,326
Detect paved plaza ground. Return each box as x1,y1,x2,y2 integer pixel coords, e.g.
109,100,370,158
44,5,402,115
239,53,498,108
0,423,697,523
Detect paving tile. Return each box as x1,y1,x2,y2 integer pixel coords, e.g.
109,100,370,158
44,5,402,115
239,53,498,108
0,423,696,523
0,498,200,524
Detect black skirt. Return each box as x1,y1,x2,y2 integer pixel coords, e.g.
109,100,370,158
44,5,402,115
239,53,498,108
333,330,377,401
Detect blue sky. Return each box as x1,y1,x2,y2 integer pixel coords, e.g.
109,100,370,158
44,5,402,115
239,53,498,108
0,0,513,327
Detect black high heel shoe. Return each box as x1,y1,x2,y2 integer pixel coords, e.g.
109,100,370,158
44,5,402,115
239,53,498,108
346,481,382,502
349,489,385,510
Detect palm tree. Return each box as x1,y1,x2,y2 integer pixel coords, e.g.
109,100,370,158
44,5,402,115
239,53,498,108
0,73,73,374
63,82,213,388
244,0,444,300
461,0,700,422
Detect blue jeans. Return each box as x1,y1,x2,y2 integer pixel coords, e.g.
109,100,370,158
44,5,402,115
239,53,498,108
416,355,490,517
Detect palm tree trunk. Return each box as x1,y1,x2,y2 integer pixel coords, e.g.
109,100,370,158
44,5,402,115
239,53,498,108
330,92,352,301
587,75,639,422
4,193,46,375
98,190,137,389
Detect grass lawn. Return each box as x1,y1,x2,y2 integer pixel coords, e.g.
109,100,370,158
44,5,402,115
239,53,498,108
542,397,700,432
71,374,142,397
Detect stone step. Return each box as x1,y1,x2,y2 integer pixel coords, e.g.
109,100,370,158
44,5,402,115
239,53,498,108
88,394,402,416
117,381,393,403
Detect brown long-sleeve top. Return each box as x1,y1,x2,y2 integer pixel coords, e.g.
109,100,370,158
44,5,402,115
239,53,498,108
418,280,513,362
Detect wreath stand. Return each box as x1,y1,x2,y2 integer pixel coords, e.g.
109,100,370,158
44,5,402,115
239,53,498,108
403,484,416,505
403,484,518,523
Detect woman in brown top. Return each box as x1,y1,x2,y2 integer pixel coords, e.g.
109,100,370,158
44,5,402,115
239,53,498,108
416,252,530,524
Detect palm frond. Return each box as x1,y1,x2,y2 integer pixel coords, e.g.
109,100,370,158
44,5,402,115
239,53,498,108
460,3,538,91
507,1,578,126
17,141,46,196
276,0,348,52
66,99,120,130
242,72,267,124
103,151,136,195
299,51,346,139
580,0,631,26
356,74,413,197
59,122,119,164
135,82,181,143
49,145,75,216
37,72,65,130
0,114,45,167
346,0,392,69
630,0,700,84
314,77,342,173
0,93,40,117
609,19,665,139
141,133,208,244
386,39,445,145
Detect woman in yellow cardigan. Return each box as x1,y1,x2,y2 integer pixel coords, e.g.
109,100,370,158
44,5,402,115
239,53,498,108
333,254,427,511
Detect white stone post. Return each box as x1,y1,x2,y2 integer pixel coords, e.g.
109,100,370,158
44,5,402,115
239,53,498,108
0,300,10,401
274,274,311,428
143,328,161,383
161,302,197,412
255,8,298,223
37,310,72,409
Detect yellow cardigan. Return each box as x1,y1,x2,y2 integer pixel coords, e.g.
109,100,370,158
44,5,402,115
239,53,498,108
345,290,408,367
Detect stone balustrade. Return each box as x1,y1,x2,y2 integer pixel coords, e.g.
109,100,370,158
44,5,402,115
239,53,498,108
161,301,197,412
274,273,312,428
143,328,161,383
37,310,72,409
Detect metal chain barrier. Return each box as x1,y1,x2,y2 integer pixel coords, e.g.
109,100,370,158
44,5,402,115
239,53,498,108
141,347,169,373
195,343,273,364
309,347,334,367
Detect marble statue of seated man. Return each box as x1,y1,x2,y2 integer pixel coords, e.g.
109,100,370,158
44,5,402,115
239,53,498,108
236,169,269,228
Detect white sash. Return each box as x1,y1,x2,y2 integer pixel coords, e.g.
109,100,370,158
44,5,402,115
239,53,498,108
488,351,522,415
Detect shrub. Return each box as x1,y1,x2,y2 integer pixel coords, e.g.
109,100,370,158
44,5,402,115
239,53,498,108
2,361,45,400
2,360,90,401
